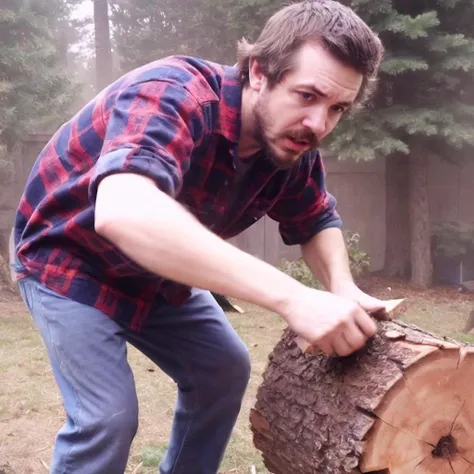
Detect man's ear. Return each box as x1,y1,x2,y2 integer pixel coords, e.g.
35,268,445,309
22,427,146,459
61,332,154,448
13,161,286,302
248,57,265,92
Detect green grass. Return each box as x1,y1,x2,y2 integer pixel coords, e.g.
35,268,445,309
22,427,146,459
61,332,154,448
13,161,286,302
140,445,168,467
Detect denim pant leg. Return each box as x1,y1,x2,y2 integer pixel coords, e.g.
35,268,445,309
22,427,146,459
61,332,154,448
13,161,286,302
18,276,139,474
124,288,252,474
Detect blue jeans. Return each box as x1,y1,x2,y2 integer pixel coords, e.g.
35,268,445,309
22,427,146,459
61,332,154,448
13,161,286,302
18,276,251,474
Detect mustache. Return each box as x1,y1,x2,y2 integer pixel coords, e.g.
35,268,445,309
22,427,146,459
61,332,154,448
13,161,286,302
286,130,319,148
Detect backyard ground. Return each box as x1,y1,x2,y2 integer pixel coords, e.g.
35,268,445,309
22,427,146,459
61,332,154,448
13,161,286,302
1,275,474,474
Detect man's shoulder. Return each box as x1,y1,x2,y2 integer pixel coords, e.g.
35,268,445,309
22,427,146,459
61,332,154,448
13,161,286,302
124,55,228,104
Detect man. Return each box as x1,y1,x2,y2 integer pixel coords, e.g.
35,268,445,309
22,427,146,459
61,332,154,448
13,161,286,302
13,1,385,472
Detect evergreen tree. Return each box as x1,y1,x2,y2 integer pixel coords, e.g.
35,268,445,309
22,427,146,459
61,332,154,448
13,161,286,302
327,0,474,287
94,0,113,91
110,0,283,73
110,0,186,72
0,0,78,164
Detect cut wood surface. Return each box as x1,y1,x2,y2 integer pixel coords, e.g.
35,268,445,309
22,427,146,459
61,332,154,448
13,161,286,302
250,319,474,474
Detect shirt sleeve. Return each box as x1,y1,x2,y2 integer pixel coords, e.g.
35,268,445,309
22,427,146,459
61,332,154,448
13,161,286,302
88,80,205,204
268,150,342,245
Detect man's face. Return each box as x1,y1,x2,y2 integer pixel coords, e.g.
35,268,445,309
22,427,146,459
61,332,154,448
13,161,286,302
250,42,363,169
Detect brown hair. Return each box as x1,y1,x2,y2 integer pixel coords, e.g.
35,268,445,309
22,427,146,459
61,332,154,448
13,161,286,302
237,0,384,105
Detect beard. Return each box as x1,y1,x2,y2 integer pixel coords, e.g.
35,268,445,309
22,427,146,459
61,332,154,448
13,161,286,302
253,92,319,170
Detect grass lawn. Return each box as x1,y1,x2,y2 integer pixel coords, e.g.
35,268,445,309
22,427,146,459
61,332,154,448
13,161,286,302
0,275,473,473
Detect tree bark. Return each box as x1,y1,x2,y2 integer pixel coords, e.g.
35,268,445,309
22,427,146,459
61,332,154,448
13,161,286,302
409,151,433,287
94,0,113,92
384,154,410,277
250,324,474,474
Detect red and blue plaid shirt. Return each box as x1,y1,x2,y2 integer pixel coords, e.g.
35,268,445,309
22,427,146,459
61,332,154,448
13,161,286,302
13,55,341,331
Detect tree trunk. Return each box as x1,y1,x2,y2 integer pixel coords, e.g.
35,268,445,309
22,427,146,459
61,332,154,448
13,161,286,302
94,0,113,92
409,151,433,287
384,154,410,277
250,324,474,474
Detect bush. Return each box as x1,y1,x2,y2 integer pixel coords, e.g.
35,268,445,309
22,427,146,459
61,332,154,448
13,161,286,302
279,230,370,288
279,258,323,289
345,230,371,277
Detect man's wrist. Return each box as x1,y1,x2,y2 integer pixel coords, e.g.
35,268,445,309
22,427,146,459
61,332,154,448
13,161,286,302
328,278,358,296
268,277,307,319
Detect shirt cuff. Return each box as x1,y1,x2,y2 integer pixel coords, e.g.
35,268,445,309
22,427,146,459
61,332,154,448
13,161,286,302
88,146,182,205
279,211,343,246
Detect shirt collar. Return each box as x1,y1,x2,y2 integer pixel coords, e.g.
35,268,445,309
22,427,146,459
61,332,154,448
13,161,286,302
216,65,242,144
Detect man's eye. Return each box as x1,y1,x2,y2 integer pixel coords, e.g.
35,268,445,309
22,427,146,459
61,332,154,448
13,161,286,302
298,92,314,101
332,105,346,114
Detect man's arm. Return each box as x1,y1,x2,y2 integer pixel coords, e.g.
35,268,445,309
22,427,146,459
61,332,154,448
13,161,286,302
95,173,301,314
95,172,377,357
301,227,385,312
301,227,353,293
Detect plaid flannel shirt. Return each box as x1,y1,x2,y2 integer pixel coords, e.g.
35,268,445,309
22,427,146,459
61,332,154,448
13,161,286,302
13,55,342,331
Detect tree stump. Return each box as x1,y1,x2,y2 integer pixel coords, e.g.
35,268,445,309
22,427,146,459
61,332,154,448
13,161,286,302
250,320,474,474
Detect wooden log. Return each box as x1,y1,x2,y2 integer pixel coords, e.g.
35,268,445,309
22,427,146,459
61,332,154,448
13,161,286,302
250,319,474,474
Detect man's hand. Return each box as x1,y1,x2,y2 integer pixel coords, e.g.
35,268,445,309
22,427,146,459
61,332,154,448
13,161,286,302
281,286,377,357
330,281,387,319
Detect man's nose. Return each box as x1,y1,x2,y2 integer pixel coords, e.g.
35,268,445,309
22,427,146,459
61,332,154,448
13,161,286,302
302,107,327,137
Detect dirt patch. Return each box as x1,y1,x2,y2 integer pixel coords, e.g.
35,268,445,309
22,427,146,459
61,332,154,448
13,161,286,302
357,274,474,304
